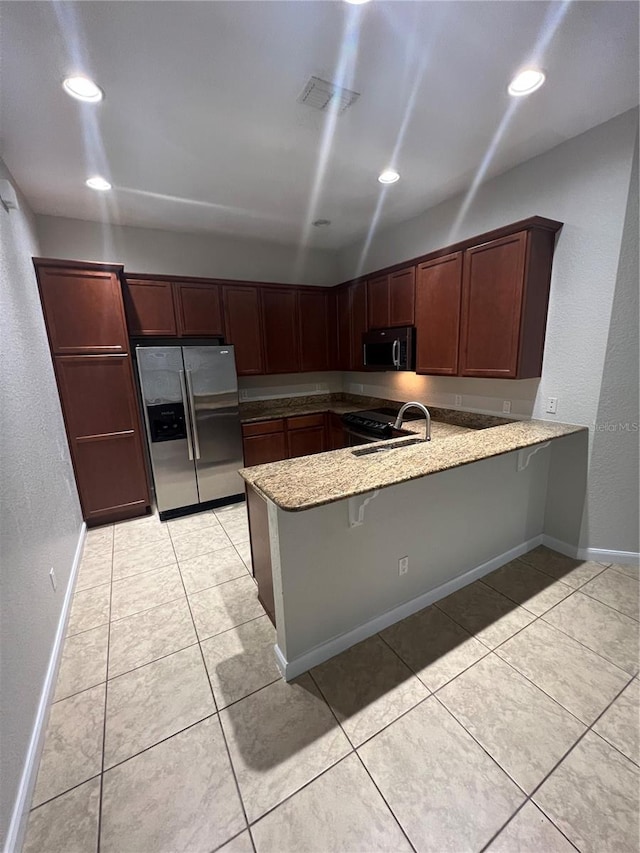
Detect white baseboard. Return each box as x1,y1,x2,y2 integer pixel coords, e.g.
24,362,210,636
542,534,640,565
4,523,87,853
275,533,544,681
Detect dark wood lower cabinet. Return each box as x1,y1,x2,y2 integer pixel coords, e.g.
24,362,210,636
328,413,348,449
54,354,151,524
246,485,275,625
242,432,288,466
286,413,326,458
242,412,338,465
74,433,149,523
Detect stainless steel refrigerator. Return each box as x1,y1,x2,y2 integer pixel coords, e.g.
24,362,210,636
136,345,244,519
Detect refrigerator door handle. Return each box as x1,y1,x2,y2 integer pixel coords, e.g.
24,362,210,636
178,369,195,461
185,369,201,460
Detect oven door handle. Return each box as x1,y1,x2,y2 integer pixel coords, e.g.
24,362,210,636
392,339,400,369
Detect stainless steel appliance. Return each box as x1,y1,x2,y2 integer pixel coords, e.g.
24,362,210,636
136,345,244,519
341,406,422,446
362,326,415,371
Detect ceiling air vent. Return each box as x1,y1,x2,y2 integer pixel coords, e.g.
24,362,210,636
298,76,360,114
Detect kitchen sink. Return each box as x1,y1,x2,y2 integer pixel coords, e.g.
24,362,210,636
351,438,425,456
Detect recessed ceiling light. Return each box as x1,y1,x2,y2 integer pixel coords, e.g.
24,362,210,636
62,76,104,103
85,176,111,191
378,169,400,184
344,0,371,5
508,69,545,97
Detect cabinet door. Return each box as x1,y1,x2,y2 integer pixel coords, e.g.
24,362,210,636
55,354,150,523
175,282,224,337
299,288,331,371
243,432,288,466
389,267,416,326
337,287,352,370
55,355,141,437
37,266,128,354
223,286,264,375
351,281,368,371
367,274,389,329
261,288,300,374
73,433,149,523
123,279,177,336
415,253,463,375
459,232,527,378
287,426,326,458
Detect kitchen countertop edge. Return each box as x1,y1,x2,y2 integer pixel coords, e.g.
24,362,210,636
239,419,587,512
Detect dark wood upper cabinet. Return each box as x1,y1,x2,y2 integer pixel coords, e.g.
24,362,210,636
459,230,540,378
123,279,178,337
223,285,264,375
299,288,332,372
367,267,415,329
337,281,367,370
337,286,352,370
174,281,224,337
350,280,368,371
415,253,463,375
367,274,390,329
389,267,416,326
261,287,300,374
37,265,129,354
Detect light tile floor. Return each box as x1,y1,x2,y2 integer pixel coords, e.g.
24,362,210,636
24,514,639,853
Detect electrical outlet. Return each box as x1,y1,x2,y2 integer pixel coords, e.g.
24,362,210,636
546,396,558,414
398,556,409,576
502,400,512,414
49,568,57,591
454,394,462,407
239,390,248,401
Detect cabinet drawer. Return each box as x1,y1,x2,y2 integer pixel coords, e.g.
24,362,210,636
286,413,326,430
242,418,285,437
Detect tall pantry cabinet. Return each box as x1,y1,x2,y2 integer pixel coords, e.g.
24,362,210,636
34,259,150,525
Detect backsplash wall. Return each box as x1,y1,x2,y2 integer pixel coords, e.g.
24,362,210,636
342,372,539,418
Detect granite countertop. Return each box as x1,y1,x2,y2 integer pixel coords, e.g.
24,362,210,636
239,402,586,512
239,392,511,430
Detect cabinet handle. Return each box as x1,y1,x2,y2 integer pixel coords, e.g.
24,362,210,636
185,369,201,460
179,370,194,461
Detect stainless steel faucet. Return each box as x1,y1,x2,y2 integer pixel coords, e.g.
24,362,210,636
393,401,432,441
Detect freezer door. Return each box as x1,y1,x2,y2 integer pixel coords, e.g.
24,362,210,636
136,347,199,512
182,346,244,503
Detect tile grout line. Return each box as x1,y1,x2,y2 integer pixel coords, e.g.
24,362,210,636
306,668,419,853
434,575,638,681
167,519,256,851
375,626,594,848
476,672,637,853
376,623,494,697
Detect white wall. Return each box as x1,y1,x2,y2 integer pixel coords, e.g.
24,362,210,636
339,109,639,553
35,214,338,286
273,444,552,666
0,162,84,849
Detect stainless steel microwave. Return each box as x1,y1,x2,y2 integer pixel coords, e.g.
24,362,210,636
362,326,415,371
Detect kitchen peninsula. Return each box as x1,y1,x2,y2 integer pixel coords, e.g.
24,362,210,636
239,400,586,679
